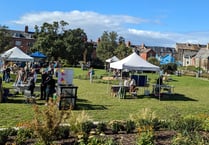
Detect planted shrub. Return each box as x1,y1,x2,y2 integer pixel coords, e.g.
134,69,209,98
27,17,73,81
97,122,107,133
81,121,94,134
136,131,154,145
109,120,125,134
15,128,34,145
55,125,70,139
68,110,91,134
0,130,8,145
29,100,71,145
126,120,135,133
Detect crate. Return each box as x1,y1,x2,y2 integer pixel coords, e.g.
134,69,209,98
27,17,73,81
57,85,78,110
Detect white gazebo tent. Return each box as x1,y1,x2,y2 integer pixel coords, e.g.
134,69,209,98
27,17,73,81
110,52,159,71
1,46,34,62
105,56,120,63
110,52,161,99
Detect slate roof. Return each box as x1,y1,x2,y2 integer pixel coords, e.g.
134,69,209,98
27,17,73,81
195,48,209,59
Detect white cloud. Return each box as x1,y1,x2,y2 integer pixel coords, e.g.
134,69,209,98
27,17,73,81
12,10,209,47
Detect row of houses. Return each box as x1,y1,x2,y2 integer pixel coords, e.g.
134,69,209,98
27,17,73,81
2,26,209,72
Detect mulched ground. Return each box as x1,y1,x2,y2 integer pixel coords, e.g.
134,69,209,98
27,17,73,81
5,130,209,145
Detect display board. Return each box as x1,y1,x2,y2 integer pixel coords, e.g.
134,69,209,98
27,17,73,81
57,68,74,85
131,75,147,87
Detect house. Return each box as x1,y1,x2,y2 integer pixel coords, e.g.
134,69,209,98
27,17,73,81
175,43,206,66
135,43,175,61
194,44,209,72
159,54,175,65
6,26,35,53
140,48,156,60
182,51,196,66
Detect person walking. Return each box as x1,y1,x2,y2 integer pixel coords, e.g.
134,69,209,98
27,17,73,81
88,67,94,83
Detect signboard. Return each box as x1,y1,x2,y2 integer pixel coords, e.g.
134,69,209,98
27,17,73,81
58,68,74,85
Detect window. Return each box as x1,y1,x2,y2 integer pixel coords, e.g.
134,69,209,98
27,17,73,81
15,41,22,46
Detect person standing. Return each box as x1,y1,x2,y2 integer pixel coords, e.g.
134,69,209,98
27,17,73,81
89,67,94,83
40,70,48,100
44,75,56,105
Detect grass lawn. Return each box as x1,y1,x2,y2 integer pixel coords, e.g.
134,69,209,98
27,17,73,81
0,67,209,128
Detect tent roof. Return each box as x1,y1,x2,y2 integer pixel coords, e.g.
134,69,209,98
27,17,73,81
1,46,34,62
105,56,120,63
110,52,160,71
30,51,46,58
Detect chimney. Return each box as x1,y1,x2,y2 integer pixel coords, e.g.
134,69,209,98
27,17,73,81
141,43,145,48
97,38,100,43
25,25,28,33
127,41,131,47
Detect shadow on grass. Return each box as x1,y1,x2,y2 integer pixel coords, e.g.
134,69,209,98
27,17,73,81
76,98,107,110
137,93,198,101
76,103,107,110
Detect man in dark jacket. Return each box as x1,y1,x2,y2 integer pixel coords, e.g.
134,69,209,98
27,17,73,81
44,75,56,105
40,70,48,100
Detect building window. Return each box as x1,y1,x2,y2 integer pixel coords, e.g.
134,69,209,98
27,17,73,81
15,41,22,46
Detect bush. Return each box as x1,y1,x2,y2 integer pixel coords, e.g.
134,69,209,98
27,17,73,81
97,122,107,133
136,131,154,145
55,126,70,139
81,121,94,134
15,128,34,145
29,100,71,145
0,130,8,145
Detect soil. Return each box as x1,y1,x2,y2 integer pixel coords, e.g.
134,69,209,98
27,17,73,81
5,130,177,145
5,130,209,145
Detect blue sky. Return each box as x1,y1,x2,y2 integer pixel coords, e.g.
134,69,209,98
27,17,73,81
1,0,209,47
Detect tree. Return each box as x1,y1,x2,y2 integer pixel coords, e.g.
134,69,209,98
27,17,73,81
32,21,88,65
32,22,62,60
96,31,118,62
114,36,132,59
62,28,87,65
0,25,12,53
148,57,160,66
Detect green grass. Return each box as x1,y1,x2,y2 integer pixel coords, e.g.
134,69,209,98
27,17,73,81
0,68,209,128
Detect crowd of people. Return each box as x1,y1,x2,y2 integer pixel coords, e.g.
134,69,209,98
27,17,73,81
1,61,61,105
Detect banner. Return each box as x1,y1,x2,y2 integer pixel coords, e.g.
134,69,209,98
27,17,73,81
58,68,74,85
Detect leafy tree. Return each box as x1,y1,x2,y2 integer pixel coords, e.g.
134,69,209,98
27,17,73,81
148,57,160,66
161,63,177,74
0,25,12,53
114,36,132,59
32,21,87,65
96,31,118,62
62,28,87,66
32,22,63,60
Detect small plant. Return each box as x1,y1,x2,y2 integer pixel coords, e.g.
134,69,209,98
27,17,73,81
86,136,117,145
171,132,207,145
97,122,107,133
129,108,157,128
136,131,154,145
81,121,94,134
55,125,70,139
109,120,125,134
15,128,34,145
126,120,135,133
0,130,9,145
29,99,71,145
68,110,92,134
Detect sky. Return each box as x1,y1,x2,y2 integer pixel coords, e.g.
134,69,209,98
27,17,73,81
1,0,209,47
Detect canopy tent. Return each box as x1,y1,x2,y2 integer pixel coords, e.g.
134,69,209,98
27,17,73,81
1,46,34,62
105,56,120,63
30,51,46,58
110,52,160,72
